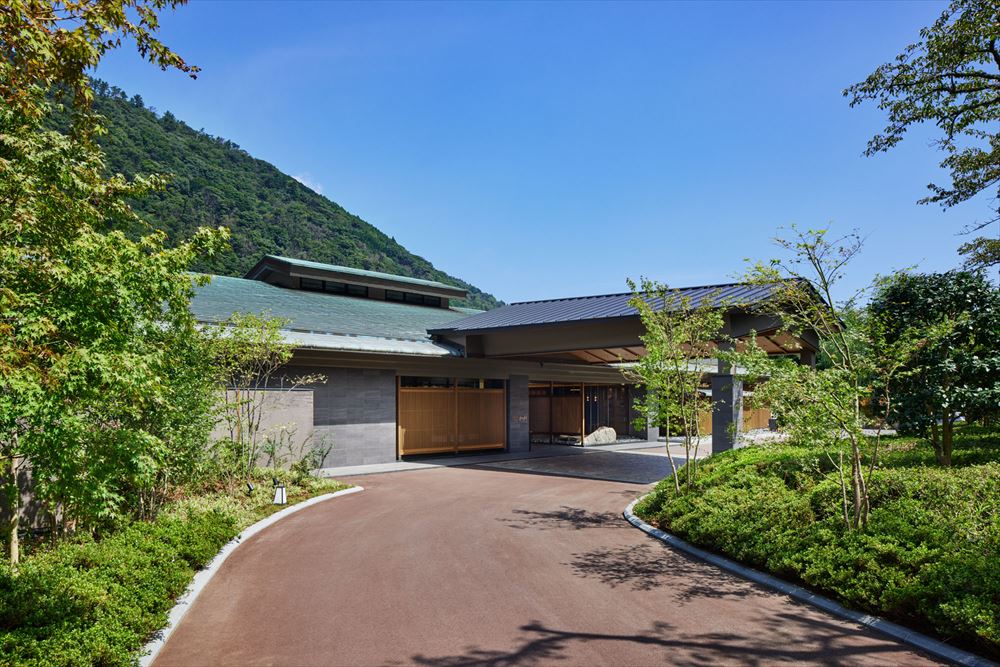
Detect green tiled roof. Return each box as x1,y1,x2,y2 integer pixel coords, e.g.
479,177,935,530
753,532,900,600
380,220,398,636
267,255,461,291
191,275,481,348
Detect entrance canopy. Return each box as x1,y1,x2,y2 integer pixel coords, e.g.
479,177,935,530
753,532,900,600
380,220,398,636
430,282,820,369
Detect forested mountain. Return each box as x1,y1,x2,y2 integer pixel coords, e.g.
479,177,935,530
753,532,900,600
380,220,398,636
87,82,500,310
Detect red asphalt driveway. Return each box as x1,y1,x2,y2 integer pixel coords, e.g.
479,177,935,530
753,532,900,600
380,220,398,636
153,457,938,666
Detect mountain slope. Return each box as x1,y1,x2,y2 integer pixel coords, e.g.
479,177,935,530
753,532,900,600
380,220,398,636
90,83,500,310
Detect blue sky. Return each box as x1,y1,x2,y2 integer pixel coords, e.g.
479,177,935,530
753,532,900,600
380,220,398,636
96,0,984,304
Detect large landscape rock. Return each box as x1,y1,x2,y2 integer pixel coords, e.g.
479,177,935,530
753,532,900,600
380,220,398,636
583,426,617,445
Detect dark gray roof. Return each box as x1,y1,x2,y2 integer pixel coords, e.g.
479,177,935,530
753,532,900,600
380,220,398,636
430,282,782,333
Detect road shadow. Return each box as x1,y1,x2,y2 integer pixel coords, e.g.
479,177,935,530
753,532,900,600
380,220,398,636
497,505,625,531
402,615,927,667
565,540,757,600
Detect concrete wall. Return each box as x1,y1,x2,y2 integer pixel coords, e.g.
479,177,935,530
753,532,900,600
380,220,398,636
211,389,315,466
283,366,397,468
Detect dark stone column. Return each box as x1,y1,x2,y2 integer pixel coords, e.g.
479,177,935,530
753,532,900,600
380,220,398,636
507,374,530,452
711,373,742,454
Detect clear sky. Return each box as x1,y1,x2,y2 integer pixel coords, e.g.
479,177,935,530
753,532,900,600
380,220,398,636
96,0,986,304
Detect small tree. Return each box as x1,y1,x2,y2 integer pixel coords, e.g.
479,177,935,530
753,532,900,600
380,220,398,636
733,228,924,531
626,278,724,491
206,313,325,480
868,270,1000,465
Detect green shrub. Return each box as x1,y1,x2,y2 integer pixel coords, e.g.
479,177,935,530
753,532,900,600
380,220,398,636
0,474,349,666
0,508,238,666
635,432,1000,659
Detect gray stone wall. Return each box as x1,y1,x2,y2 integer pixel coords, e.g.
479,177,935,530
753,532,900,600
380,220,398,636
210,389,315,466
711,374,743,454
507,374,530,452
283,366,397,467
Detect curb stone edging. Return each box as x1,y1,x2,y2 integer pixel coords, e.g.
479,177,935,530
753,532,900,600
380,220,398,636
140,486,365,667
623,497,997,667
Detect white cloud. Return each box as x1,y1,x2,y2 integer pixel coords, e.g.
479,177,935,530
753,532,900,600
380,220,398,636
292,173,324,195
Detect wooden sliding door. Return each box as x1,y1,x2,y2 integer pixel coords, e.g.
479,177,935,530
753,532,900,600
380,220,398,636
397,377,506,456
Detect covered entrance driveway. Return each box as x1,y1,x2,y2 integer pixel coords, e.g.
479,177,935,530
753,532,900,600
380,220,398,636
528,383,645,444
430,285,821,454
153,459,936,666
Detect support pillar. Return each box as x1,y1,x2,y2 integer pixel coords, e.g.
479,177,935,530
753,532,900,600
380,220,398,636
711,373,743,454
507,375,530,453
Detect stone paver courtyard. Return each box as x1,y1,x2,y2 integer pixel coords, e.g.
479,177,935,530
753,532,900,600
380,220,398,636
476,447,686,484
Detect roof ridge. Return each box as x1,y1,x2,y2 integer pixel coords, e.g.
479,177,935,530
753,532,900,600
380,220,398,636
508,280,759,306
266,254,459,290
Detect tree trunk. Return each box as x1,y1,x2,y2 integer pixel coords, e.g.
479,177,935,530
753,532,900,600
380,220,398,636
930,421,944,465
941,417,954,467
851,446,864,530
4,454,20,567
664,417,680,492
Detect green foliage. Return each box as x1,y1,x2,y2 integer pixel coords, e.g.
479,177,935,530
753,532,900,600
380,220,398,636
0,1,227,563
0,114,227,539
731,227,919,530
0,507,237,666
635,428,1000,659
868,271,1000,466
205,313,326,480
625,277,723,489
83,83,501,310
844,0,1000,268
0,474,350,666
0,1,198,125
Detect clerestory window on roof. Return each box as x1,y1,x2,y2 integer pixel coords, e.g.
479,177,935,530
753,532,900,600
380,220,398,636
300,277,369,299
386,289,442,308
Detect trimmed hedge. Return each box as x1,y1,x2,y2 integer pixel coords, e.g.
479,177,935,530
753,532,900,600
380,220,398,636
634,431,1000,659
0,507,238,666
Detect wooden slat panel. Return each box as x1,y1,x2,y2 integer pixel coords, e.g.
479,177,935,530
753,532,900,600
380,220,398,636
698,411,713,436
529,395,551,434
398,388,455,455
457,388,505,450
399,386,507,455
695,408,771,436
743,408,771,431
551,396,582,434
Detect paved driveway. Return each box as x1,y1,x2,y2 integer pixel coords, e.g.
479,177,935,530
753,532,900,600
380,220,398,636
154,455,937,666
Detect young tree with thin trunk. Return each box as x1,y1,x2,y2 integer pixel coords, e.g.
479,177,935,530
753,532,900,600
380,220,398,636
626,278,724,491
733,228,924,531
206,313,326,480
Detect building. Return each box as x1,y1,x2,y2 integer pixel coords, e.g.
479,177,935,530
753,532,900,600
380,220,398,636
191,255,819,468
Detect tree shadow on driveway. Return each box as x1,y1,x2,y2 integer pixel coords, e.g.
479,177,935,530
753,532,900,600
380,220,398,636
565,540,758,600
402,615,925,667
497,505,627,531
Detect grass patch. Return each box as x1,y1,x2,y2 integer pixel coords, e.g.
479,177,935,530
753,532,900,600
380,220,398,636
634,426,1000,659
0,473,350,666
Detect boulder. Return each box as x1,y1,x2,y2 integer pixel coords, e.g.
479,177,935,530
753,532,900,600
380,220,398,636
583,426,617,446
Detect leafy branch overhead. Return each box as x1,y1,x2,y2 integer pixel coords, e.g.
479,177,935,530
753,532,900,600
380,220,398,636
0,0,228,566
0,0,198,125
845,0,1000,267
